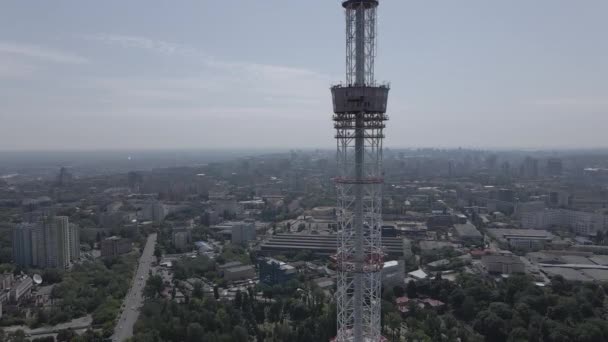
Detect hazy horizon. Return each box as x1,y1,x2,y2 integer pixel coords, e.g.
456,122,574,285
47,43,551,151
2,0,607,150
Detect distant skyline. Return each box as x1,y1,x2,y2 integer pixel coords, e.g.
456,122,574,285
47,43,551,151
1,0,607,150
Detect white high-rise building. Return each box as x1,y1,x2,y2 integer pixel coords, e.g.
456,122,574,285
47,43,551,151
521,209,608,236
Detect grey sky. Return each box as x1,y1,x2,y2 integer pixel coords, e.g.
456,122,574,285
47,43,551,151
1,0,607,150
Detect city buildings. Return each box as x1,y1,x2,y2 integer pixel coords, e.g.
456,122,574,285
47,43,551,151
45,216,71,270
453,222,483,246
68,223,80,262
101,236,132,258
482,255,525,275
521,157,539,179
381,260,405,287
172,228,192,251
258,257,296,285
521,209,608,236
140,200,168,223
548,191,572,207
9,276,33,303
546,158,563,176
419,241,456,256
12,216,79,269
194,241,215,258
209,193,242,218
231,220,256,245
486,228,555,250
12,223,35,267
223,265,255,281
514,201,546,219
211,220,257,245
261,234,405,258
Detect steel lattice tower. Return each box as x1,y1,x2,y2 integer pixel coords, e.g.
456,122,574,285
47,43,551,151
331,1,389,341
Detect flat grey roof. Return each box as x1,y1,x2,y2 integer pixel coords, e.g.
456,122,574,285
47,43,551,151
560,255,595,265
219,261,243,269
542,267,593,282
482,255,523,264
590,255,608,266
487,228,554,239
419,240,455,250
225,265,255,273
454,223,482,238
261,235,404,256
581,269,608,281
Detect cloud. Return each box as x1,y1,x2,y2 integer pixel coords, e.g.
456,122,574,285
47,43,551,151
0,42,87,64
0,56,38,79
80,34,333,113
530,97,608,110
84,34,203,58
84,33,331,80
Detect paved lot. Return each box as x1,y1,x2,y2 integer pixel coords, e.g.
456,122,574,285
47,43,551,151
111,233,157,342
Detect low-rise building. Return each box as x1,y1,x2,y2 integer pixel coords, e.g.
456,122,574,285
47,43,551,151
223,265,255,281
313,277,335,290
10,276,33,303
395,296,445,314
172,228,191,251
487,228,555,250
231,221,256,245
100,236,131,258
453,222,483,246
258,257,296,285
260,234,405,258
219,261,243,270
419,241,456,256
382,260,405,287
482,255,525,274
0,273,14,291
194,241,215,257
521,209,608,236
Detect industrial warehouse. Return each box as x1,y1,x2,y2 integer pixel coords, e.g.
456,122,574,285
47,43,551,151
260,234,405,258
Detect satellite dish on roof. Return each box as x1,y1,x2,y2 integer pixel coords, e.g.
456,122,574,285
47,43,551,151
33,274,43,285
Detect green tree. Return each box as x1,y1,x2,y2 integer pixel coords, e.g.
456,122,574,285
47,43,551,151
460,296,477,321
144,274,164,298
507,327,529,342
192,281,203,299
56,328,76,342
186,323,205,342
386,312,401,341
473,310,507,342
574,322,605,342
406,280,418,298
393,285,405,298
232,326,249,342
154,245,162,261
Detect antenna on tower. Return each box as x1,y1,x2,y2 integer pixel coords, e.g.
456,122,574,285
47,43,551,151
332,1,390,341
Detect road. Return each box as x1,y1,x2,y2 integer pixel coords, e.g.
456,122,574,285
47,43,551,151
111,233,157,342
3,315,92,337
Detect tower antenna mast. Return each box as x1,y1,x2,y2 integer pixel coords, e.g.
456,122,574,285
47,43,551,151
332,0,390,341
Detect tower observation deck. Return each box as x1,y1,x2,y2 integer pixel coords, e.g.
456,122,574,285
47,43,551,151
331,1,389,342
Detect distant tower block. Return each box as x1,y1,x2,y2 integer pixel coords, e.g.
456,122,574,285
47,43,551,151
332,0,390,341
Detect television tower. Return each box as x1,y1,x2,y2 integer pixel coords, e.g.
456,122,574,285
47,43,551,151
331,0,389,341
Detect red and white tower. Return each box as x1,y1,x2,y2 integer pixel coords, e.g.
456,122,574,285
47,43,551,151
332,1,389,341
